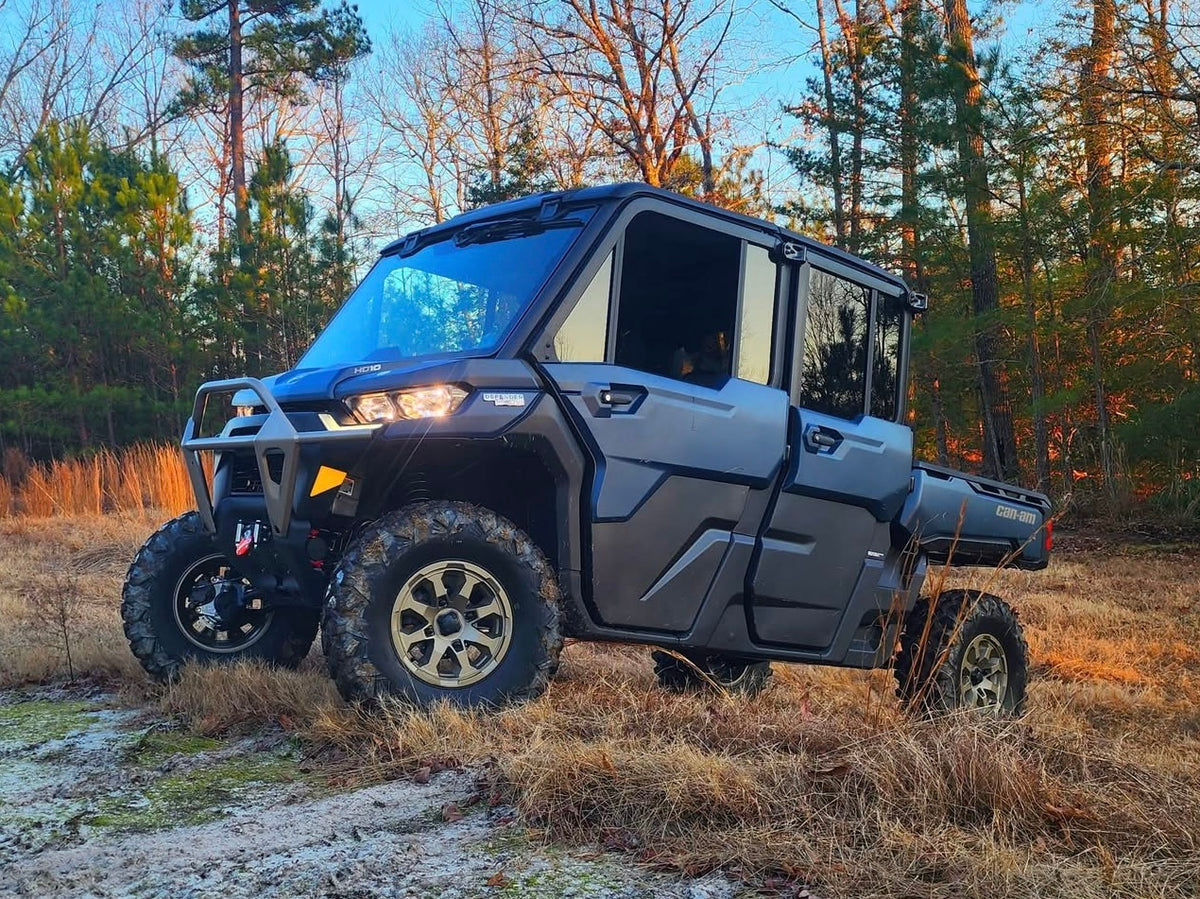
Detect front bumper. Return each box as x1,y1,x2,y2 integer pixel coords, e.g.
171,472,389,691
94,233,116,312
181,377,380,538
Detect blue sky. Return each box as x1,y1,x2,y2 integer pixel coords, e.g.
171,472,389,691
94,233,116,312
344,0,1060,197
336,0,1060,217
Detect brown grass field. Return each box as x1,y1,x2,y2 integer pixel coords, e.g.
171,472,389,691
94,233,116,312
1,507,1199,898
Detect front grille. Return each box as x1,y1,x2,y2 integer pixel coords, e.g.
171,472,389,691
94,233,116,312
229,454,263,494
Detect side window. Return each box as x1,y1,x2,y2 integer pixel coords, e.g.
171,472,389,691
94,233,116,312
736,244,777,384
871,293,904,419
801,268,870,419
552,252,612,362
614,212,740,384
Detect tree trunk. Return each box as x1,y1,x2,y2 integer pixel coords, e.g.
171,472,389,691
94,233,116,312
899,0,947,465
1016,172,1051,492
830,0,865,254
816,0,846,245
228,0,249,253
1080,0,1118,501
898,0,920,287
944,0,1019,482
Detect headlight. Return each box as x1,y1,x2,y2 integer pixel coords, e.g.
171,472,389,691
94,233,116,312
346,385,469,423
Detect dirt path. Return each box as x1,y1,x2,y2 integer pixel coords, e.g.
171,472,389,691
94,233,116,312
0,688,742,899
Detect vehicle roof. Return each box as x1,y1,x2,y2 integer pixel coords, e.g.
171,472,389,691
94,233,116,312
380,182,907,293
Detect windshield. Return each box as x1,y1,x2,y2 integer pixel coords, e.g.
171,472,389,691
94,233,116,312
299,213,590,369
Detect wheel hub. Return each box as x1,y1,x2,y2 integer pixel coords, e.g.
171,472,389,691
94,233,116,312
212,583,246,622
959,633,1009,711
435,609,464,637
390,560,513,688
173,554,272,653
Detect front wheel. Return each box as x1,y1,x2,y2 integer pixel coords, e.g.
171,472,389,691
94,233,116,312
321,501,563,708
122,512,318,682
894,590,1028,715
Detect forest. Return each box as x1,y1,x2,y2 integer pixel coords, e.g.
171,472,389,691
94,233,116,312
0,0,1197,519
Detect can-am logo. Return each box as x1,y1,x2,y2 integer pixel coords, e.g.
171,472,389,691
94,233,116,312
995,505,1037,526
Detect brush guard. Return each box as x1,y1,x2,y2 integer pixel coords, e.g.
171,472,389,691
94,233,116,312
181,378,379,538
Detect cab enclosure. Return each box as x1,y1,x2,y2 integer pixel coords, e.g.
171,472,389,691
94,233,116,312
162,183,1048,688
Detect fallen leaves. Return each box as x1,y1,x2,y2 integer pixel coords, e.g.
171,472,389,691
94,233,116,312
485,870,510,887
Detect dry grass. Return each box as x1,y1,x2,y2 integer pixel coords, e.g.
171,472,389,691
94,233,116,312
1,517,1198,897
0,515,147,685
0,444,194,519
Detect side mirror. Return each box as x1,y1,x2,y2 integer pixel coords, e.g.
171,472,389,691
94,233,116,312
907,292,929,313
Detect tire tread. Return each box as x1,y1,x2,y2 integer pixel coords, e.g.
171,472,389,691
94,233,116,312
321,501,563,706
121,511,318,682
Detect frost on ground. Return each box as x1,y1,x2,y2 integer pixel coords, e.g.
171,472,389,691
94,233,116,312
0,688,742,899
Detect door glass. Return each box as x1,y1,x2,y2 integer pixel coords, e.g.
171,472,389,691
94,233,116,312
870,293,904,419
614,212,740,385
801,268,870,418
553,252,612,362
736,244,776,384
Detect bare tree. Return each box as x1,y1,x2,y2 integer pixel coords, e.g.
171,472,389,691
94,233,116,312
363,24,465,225
519,0,741,196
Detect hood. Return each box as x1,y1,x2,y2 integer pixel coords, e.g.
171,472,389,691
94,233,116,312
258,355,541,407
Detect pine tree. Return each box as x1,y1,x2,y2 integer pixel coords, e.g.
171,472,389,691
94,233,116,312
172,0,368,255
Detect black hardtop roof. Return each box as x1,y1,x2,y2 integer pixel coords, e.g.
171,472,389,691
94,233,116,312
380,182,907,293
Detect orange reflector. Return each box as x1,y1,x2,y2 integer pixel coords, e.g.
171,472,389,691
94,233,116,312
310,466,348,497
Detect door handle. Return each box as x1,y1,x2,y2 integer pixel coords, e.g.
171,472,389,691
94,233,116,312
805,426,842,451
599,387,640,407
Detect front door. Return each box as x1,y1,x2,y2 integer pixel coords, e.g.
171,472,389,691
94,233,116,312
539,206,789,634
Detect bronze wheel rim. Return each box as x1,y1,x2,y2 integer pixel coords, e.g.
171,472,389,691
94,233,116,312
959,633,1009,710
390,560,513,688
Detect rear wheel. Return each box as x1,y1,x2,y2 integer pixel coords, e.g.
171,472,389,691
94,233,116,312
321,501,563,708
122,512,318,682
652,650,772,696
894,589,1028,715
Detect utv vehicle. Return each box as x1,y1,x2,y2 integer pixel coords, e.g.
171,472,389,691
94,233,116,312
122,184,1051,714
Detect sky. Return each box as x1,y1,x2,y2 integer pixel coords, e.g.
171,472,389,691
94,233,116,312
343,0,1064,202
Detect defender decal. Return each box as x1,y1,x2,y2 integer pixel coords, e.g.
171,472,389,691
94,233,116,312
482,392,527,407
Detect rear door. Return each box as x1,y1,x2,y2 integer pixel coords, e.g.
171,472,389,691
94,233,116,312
538,205,789,634
751,256,914,652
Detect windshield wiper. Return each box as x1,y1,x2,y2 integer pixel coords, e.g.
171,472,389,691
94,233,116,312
454,216,583,247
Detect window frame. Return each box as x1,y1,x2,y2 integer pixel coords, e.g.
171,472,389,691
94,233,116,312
790,254,909,423
534,199,787,391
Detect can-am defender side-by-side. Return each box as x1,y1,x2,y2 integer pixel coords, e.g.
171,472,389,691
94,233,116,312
122,184,1051,713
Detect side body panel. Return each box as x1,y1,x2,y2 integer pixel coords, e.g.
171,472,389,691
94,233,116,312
896,464,1051,569
750,409,915,652
544,362,789,633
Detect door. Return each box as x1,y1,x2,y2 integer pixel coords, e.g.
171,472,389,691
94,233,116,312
751,261,914,651
540,208,789,633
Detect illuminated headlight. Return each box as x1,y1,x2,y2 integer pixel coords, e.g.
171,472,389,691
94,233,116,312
346,385,469,423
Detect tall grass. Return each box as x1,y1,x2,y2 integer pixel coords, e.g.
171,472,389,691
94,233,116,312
0,444,194,519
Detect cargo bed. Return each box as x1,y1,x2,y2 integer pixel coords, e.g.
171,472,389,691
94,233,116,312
895,462,1052,570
